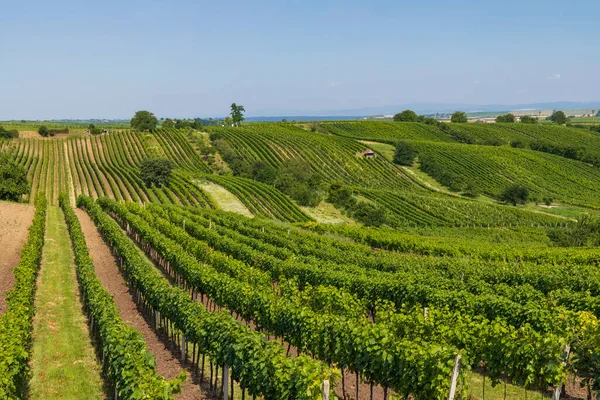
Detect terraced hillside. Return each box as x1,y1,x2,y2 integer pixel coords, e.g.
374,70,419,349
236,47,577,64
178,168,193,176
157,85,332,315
355,187,564,227
210,124,418,190
1,130,214,207
415,141,600,208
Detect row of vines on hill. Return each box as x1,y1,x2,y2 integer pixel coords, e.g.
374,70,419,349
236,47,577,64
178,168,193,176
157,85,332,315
79,196,341,400
0,195,46,398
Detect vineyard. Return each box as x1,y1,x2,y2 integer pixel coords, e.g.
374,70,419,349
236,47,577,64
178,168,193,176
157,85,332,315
320,121,453,144
210,124,418,190
354,187,565,228
2,120,600,399
0,130,214,207
414,141,600,208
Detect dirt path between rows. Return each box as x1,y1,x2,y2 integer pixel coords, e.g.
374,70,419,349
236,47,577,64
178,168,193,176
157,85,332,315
0,202,35,314
74,209,207,400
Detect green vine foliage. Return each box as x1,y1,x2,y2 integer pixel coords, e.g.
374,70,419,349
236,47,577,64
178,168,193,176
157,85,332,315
77,195,338,400
0,195,46,399
97,197,465,398
59,194,183,399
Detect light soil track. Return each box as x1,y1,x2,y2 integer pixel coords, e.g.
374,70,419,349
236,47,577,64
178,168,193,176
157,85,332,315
0,202,35,314
74,209,208,400
63,141,77,205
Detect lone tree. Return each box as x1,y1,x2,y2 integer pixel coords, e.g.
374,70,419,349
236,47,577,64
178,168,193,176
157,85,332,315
140,158,174,187
496,113,516,123
451,111,468,123
393,141,417,166
230,103,245,126
131,111,158,131
38,125,49,137
549,110,568,125
0,153,28,201
499,184,529,206
393,110,418,122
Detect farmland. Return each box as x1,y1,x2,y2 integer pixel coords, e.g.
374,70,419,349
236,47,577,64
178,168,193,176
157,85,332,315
1,120,600,399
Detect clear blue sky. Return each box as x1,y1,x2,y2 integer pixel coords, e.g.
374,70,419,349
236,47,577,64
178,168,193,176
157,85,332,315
1,0,598,119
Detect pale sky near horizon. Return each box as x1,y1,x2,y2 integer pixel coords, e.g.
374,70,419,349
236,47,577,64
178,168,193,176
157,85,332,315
1,0,598,119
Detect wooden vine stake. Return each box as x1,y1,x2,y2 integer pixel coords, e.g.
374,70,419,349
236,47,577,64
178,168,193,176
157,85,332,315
447,354,462,400
552,345,571,400
223,364,229,400
321,380,330,400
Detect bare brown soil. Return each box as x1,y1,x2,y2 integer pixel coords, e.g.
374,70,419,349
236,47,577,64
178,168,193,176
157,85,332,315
74,209,209,399
0,202,35,314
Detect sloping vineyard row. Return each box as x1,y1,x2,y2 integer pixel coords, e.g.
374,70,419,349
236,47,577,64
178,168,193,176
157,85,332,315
78,196,340,400
211,124,417,190
203,174,312,222
112,199,596,393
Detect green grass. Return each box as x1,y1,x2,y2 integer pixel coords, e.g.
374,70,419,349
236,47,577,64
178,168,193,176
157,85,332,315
197,180,254,217
467,373,551,400
29,206,104,400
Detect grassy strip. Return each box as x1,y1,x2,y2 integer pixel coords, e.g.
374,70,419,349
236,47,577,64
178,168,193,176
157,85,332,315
29,206,104,399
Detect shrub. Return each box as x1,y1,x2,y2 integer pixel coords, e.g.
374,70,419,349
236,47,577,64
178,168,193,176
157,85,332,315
350,202,387,227
0,127,19,139
38,125,49,137
450,111,468,123
499,184,529,206
393,141,416,166
0,153,28,201
252,161,277,185
496,113,516,123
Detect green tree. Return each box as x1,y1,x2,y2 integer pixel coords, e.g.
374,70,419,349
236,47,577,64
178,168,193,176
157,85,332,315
350,202,387,227
0,127,19,139
230,103,246,126
131,111,158,131
496,113,516,123
393,110,418,122
451,111,468,123
139,158,174,187
38,125,49,137
550,110,568,125
252,161,277,185
499,184,529,206
224,116,233,126
0,153,28,201
162,118,175,129
393,141,417,166
520,115,538,124
175,119,190,129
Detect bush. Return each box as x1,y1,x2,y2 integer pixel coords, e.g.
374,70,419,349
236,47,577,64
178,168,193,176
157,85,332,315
0,127,19,139
274,159,323,207
499,184,529,206
350,202,387,227
393,141,416,166
139,158,174,187
520,115,538,124
252,161,277,185
450,111,468,123
548,215,600,247
38,125,49,137
0,153,28,201
496,113,516,123
327,182,356,209
510,140,526,148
